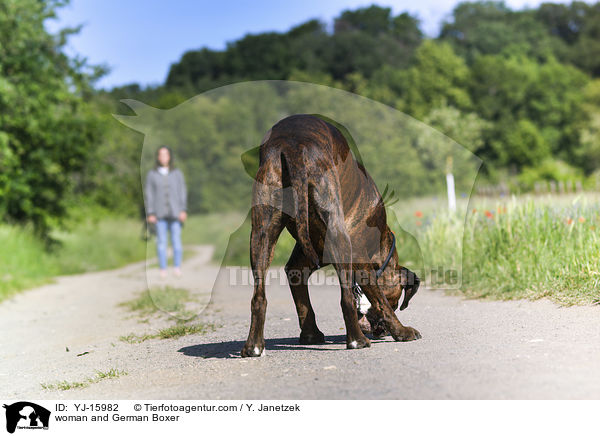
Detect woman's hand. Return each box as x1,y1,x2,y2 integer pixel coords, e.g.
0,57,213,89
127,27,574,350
147,215,157,224
179,211,188,222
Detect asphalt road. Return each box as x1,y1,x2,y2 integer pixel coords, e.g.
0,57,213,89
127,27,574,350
1,245,599,399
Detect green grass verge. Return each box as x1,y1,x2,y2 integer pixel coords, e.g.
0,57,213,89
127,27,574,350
41,368,127,391
409,195,600,305
460,197,600,305
0,215,146,302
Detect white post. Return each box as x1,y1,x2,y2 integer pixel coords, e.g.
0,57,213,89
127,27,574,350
446,156,456,212
446,172,456,212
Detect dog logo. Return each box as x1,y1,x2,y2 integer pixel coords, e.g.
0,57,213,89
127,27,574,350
3,402,50,433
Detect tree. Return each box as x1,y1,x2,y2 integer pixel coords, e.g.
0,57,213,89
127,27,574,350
334,5,393,34
164,6,424,92
423,104,490,153
0,0,103,240
440,1,564,63
469,54,588,167
372,40,472,119
536,2,600,76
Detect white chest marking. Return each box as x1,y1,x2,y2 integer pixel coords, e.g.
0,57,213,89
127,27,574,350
358,293,371,314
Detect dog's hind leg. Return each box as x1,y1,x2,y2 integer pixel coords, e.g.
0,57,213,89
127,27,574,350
285,243,325,344
241,202,285,357
242,157,287,357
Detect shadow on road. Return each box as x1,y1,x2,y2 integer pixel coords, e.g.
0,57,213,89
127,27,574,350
178,334,357,359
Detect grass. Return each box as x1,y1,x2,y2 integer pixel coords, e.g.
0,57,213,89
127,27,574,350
41,368,127,391
405,194,600,305
0,225,60,301
120,323,216,343
459,196,600,305
118,286,217,343
50,216,146,275
0,213,146,302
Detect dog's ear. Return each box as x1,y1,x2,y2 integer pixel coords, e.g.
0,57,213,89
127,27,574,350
399,267,419,311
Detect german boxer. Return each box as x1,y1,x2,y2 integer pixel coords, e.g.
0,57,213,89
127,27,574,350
241,114,421,357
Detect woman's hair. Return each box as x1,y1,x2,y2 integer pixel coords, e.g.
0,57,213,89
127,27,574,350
155,145,175,169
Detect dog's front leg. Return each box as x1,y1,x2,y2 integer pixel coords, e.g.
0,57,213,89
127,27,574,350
327,226,371,349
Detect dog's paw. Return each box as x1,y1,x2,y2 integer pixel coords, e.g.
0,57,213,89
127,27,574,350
299,329,325,345
346,336,371,349
391,326,421,342
241,342,265,357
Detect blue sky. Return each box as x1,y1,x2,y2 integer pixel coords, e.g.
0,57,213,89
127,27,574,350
46,0,577,89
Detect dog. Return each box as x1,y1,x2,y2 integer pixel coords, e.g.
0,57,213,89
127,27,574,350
241,114,421,357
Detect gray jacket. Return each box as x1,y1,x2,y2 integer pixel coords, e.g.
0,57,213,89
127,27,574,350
144,168,187,219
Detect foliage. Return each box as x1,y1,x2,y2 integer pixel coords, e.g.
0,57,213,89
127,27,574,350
470,54,588,168
165,5,423,91
0,0,104,240
517,159,584,189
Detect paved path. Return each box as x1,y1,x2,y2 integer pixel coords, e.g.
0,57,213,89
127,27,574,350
1,246,599,399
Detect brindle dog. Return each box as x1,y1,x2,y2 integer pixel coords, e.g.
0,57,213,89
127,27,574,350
241,114,421,357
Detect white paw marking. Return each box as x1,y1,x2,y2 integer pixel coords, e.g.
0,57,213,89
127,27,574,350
358,294,371,314
350,341,358,348
254,346,261,356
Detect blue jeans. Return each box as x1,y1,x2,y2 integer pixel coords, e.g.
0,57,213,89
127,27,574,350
156,219,182,269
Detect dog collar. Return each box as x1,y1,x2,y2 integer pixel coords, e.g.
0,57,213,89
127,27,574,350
375,231,395,279
352,231,396,308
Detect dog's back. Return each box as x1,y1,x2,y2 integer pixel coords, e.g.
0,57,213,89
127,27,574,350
257,115,353,263
257,114,383,263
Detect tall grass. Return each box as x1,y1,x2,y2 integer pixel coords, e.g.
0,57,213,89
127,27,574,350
0,225,60,300
459,197,600,305
403,195,600,305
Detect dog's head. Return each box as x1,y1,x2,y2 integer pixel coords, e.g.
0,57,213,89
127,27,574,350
363,265,420,338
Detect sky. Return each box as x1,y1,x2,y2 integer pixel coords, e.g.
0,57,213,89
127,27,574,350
45,0,578,89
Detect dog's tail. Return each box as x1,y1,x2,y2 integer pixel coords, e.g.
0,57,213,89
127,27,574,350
280,147,320,268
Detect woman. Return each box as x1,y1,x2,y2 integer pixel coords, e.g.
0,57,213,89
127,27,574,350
144,145,188,278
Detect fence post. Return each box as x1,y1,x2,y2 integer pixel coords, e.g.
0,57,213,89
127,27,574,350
446,156,456,212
